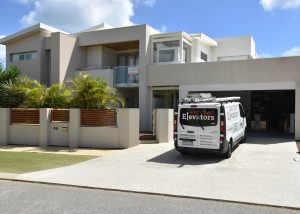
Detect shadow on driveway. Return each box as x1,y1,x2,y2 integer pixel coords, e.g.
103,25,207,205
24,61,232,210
147,149,224,167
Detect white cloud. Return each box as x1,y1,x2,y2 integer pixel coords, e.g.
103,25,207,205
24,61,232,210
282,46,300,56
134,0,156,7
260,0,300,11
0,35,6,68
143,0,156,7
20,0,135,33
259,46,300,58
18,0,35,4
159,24,167,33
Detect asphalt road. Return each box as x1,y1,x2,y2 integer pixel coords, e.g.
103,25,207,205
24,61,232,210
0,180,298,214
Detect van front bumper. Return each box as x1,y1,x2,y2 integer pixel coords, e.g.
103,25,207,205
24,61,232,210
174,140,229,155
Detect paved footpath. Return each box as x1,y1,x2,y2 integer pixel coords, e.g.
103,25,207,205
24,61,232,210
9,137,300,208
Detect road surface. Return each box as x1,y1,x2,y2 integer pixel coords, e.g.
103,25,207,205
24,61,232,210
0,180,298,214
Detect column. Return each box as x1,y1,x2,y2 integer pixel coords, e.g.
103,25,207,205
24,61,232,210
117,108,139,149
295,83,300,140
156,109,174,143
39,108,50,147
0,108,10,145
69,109,80,149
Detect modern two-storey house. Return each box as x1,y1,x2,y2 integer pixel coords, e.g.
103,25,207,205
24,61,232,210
1,23,299,139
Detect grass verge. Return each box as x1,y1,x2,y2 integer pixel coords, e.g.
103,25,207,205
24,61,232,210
0,151,96,174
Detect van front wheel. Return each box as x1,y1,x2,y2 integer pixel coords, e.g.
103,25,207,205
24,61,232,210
223,142,232,159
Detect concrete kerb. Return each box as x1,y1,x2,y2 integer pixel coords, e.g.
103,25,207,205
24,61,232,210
0,178,299,211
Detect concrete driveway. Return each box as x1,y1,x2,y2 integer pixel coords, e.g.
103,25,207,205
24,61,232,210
17,137,300,208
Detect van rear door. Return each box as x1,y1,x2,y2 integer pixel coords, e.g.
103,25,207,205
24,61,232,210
178,105,221,149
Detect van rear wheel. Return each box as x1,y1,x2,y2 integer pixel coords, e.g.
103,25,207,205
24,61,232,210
223,142,232,159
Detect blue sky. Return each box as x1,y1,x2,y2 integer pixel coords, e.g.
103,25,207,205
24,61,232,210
1,0,300,65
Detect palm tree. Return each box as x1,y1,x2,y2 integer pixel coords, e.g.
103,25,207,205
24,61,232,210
69,74,124,109
0,79,24,107
43,83,72,108
0,65,21,84
19,77,47,108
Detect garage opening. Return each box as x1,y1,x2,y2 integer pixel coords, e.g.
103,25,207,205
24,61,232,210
189,90,295,137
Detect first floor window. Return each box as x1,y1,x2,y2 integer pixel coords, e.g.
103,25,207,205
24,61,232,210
201,52,208,62
10,51,37,62
153,40,180,63
158,49,175,63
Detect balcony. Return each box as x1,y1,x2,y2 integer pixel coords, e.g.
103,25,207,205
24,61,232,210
75,66,139,87
114,66,139,87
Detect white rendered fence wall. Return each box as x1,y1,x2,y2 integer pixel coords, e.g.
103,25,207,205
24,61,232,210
0,108,139,149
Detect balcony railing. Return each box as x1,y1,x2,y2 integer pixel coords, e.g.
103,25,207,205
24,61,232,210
114,66,139,86
75,66,139,87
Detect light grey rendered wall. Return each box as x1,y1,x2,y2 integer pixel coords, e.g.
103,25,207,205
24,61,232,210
5,32,49,82
148,57,300,87
50,32,86,84
101,47,117,67
87,46,102,67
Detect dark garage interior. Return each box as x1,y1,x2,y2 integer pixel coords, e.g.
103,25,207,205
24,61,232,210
205,90,295,136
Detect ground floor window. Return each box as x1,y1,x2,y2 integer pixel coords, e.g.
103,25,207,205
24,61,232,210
152,89,179,111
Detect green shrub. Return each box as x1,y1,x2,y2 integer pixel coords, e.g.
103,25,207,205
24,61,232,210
21,79,46,108
69,73,124,109
43,83,71,108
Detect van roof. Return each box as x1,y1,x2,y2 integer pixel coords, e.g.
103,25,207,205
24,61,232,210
181,96,240,104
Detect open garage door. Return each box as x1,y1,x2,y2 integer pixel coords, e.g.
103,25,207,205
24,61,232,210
189,90,295,138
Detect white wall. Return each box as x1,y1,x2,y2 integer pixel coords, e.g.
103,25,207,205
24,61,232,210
49,122,69,147
155,109,174,143
9,125,39,145
212,36,254,61
192,39,212,62
80,127,119,148
0,108,140,149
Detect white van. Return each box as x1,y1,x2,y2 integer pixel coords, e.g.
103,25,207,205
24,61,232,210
174,94,247,158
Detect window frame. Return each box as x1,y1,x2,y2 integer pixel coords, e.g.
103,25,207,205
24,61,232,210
10,51,37,62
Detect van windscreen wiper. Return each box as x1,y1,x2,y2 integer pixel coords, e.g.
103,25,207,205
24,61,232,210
198,120,205,131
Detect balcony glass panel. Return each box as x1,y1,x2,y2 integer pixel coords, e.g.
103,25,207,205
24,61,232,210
114,66,139,85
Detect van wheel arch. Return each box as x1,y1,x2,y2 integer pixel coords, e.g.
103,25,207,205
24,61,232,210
223,139,232,159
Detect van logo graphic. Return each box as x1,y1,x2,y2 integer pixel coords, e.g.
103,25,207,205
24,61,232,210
180,108,218,127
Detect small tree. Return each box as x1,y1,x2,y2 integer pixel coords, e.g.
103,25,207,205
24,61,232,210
69,74,124,109
0,65,21,84
43,83,72,108
0,80,24,107
20,78,46,108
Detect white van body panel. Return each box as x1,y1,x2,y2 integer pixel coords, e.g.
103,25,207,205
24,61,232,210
223,102,246,144
177,103,221,149
176,101,246,151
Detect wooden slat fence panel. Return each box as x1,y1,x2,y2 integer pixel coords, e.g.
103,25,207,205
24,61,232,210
80,109,117,127
51,109,70,122
11,109,40,124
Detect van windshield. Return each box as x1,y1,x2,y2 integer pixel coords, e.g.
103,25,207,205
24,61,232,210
179,108,218,127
